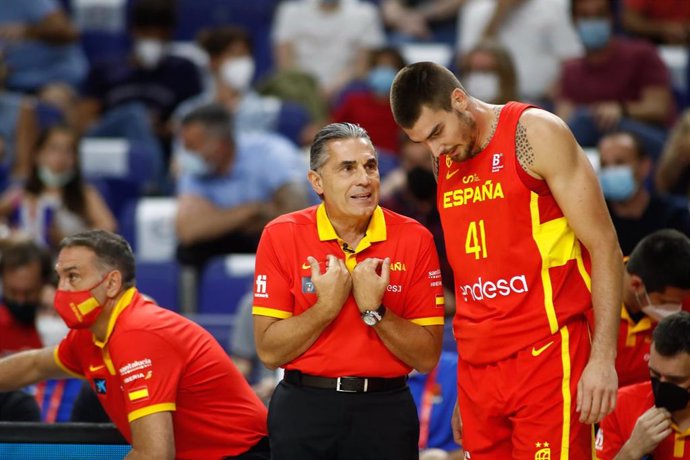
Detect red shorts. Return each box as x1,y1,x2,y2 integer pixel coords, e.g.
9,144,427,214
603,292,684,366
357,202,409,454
458,319,594,459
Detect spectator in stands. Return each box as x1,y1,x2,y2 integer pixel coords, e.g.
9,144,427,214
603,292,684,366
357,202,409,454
381,0,463,47
456,39,517,105
175,104,309,270
331,46,407,153
0,0,87,93
174,26,313,147
613,229,690,388
0,239,53,356
595,311,690,460
272,0,386,101
656,109,690,198
77,0,203,161
556,0,674,159
0,125,116,251
0,391,41,421
597,131,690,255
621,0,690,45
409,351,463,460
0,230,270,458
458,0,582,105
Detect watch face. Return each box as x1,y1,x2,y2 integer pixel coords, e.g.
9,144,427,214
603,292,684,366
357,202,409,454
363,312,377,326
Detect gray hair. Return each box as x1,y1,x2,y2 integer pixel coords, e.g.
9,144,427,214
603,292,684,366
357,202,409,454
181,103,234,142
309,123,376,171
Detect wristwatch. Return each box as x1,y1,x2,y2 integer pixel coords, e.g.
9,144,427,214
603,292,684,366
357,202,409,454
362,305,386,326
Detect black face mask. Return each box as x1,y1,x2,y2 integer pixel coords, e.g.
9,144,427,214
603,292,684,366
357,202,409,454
651,376,690,412
407,167,437,202
3,297,39,326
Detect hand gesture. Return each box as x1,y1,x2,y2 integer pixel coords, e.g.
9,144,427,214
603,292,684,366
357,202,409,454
592,102,624,132
577,358,617,424
351,257,390,313
624,407,672,457
307,255,352,318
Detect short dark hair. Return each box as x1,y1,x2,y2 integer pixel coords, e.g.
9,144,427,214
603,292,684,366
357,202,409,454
390,62,464,129
653,311,690,357
181,103,234,142
130,0,176,30
601,130,648,160
626,229,690,293
0,239,52,283
197,26,252,58
310,123,375,171
59,230,136,289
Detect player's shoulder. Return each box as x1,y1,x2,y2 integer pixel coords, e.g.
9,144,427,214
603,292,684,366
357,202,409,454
518,107,568,134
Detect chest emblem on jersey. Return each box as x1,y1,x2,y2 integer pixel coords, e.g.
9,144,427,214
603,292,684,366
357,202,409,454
491,153,504,173
93,378,107,394
534,442,551,459
302,277,315,294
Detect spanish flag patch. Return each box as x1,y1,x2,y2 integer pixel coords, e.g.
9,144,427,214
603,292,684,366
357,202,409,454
128,387,149,402
435,295,445,307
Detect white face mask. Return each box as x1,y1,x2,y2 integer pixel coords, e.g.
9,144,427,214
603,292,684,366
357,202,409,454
220,56,255,92
135,39,165,70
35,312,69,347
38,166,75,188
638,289,682,322
463,71,500,103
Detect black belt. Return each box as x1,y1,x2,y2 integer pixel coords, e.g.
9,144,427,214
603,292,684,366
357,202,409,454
284,370,407,393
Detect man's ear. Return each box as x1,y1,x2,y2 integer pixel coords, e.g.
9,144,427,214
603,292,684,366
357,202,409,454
451,88,468,112
307,170,323,196
629,274,645,296
105,271,123,298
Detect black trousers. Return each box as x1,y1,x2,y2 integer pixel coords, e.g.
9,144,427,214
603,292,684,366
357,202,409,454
268,380,419,460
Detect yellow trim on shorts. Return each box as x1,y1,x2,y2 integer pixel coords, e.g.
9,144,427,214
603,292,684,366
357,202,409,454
252,306,293,319
560,325,572,460
410,317,445,326
128,403,176,422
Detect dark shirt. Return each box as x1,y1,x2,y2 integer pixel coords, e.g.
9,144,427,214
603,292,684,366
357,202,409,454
0,391,41,422
81,55,202,123
609,193,690,255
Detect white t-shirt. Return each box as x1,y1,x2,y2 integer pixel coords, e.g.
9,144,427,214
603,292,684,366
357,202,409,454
273,0,386,87
458,0,583,101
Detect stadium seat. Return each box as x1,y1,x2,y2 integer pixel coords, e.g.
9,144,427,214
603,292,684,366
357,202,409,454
137,261,180,312
198,254,256,315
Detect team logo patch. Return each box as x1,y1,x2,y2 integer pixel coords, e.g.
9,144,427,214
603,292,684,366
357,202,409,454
302,277,315,294
534,441,551,460
93,378,107,394
255,274,268,298
491,153,504,173
128,386,150,402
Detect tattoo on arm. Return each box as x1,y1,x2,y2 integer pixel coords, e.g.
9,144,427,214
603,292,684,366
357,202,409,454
431,155,439,182
516,122,535,173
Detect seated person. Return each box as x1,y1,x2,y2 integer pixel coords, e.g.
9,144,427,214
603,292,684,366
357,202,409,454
656,109,690,198
595,312,690,459
597,131,690,255
456,39,518,105
175,104,309,269
381,0,463,47
621,0,690,45
0,125,116,252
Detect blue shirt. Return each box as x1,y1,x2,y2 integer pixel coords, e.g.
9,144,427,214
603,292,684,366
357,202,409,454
177,131,306,207
1,0,88,91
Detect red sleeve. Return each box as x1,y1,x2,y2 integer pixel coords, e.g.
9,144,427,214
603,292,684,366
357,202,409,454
54,331,86,378
396,230,445,325
252,226,295,319
110,330,182,422
595,410,627,460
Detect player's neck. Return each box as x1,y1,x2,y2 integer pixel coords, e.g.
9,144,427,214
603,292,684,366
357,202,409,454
472,100,501,153
673,406,690,432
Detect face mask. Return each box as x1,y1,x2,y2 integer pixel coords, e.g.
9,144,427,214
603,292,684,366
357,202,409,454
178,149,213,177
651,376,690,412
576,18,612,51
598,165,636,201
38,166,75,188
35,313,69,346
220,56,255,92
135,39,165,70
407,166,437,201
3,297,39,326
637,289,682,322
54,275,110,329
367,66,397,97
463,71,500,103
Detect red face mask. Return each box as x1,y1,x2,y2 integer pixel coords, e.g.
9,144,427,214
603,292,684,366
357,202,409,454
54,275,110,329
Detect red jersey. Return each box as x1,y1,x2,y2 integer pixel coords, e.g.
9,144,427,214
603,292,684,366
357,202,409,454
438,102,593,364
616,305,654,388
55,289,267,460
0,305,42,356
596,381,690,459
253,204,445,377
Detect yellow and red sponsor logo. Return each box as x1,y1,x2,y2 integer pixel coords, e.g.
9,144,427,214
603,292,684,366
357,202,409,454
442,180,505,209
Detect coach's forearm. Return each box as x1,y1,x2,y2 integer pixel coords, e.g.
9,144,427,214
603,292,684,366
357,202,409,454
373,313,443,373
0,347,65,391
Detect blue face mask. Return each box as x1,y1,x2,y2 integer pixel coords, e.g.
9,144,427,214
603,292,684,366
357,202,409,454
577,18,612,51
598,165,637,201
367,66,397,97
178,149,213,177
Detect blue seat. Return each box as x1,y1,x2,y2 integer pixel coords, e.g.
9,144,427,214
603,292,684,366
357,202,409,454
137,261,180,312
275,102,311,146
185,313,236,352
117,197,178,261
198,254,256,315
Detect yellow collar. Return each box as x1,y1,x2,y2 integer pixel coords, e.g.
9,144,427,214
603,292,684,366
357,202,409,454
621,304,654,334
315,203,387,252
671,422,690,438
93,287,137,349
